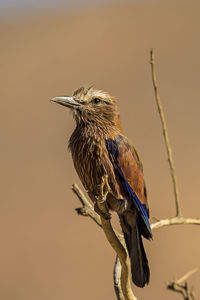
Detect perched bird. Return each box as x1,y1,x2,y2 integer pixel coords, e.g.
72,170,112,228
51,86,152,287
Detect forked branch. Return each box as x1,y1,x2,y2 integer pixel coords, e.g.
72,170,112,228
72,183,200,300
166,268,198,300
150,49,200,229
73,180,136,300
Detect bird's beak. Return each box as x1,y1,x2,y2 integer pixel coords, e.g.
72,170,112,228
50,96,81,108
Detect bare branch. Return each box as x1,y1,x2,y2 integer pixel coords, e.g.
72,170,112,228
100,217,136,300
72,183,102,227
72,183,200,232
151,216,200,230
113,256,125,300
150,49,182,217
72,182,200,300
72,183,124,242
95,175,136,300
176,268,198,285
73,181,200,232
72,182,136,300
167,269,198,300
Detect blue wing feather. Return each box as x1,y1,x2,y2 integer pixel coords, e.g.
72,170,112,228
106,137,152,236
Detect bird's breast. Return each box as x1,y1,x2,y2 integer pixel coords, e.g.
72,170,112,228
69,134,108,193
68,126,122,204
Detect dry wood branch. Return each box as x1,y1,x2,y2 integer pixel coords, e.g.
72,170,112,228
100,216,135,300
72,183,200,300
72,182,136,300
73,183,126,299
150,49,182,217
166,268,198,300
113,256,124,300
151,216,200,230
95,175,135,300
176,268,198,285
73,183,200,231
72,183,101,227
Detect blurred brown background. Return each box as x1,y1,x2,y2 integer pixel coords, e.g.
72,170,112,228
1,0,200,299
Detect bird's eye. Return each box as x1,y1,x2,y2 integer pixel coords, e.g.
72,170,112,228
93,98,101,104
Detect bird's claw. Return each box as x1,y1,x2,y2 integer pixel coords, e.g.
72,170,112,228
94,175,111,220
100,175,112,200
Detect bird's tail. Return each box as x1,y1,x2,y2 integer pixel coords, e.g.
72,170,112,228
120,215,150,288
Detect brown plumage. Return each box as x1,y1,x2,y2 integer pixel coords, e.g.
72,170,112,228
51,86,152,287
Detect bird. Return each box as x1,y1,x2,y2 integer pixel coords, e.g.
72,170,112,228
51,86,152,288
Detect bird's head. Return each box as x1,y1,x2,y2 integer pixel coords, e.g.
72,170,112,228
51,86,121,128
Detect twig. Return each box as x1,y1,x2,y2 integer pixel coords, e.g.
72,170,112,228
176,268,198,285
151,216,200,230
150,49,182,217
149,49,200,229
166,268,198,300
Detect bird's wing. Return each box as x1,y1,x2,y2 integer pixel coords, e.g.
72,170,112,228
106,135,152,238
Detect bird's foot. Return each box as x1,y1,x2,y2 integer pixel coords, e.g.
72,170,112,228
94,175,111,220
94,202,111,220
100,174,112,202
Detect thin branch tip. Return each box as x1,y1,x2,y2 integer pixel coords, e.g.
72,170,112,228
167,269,198,300
176,268,199,284
150,49,155,61
151,216,200,230
150,49,182,217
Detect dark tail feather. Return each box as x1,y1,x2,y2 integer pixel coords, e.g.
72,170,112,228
120,215,150,288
